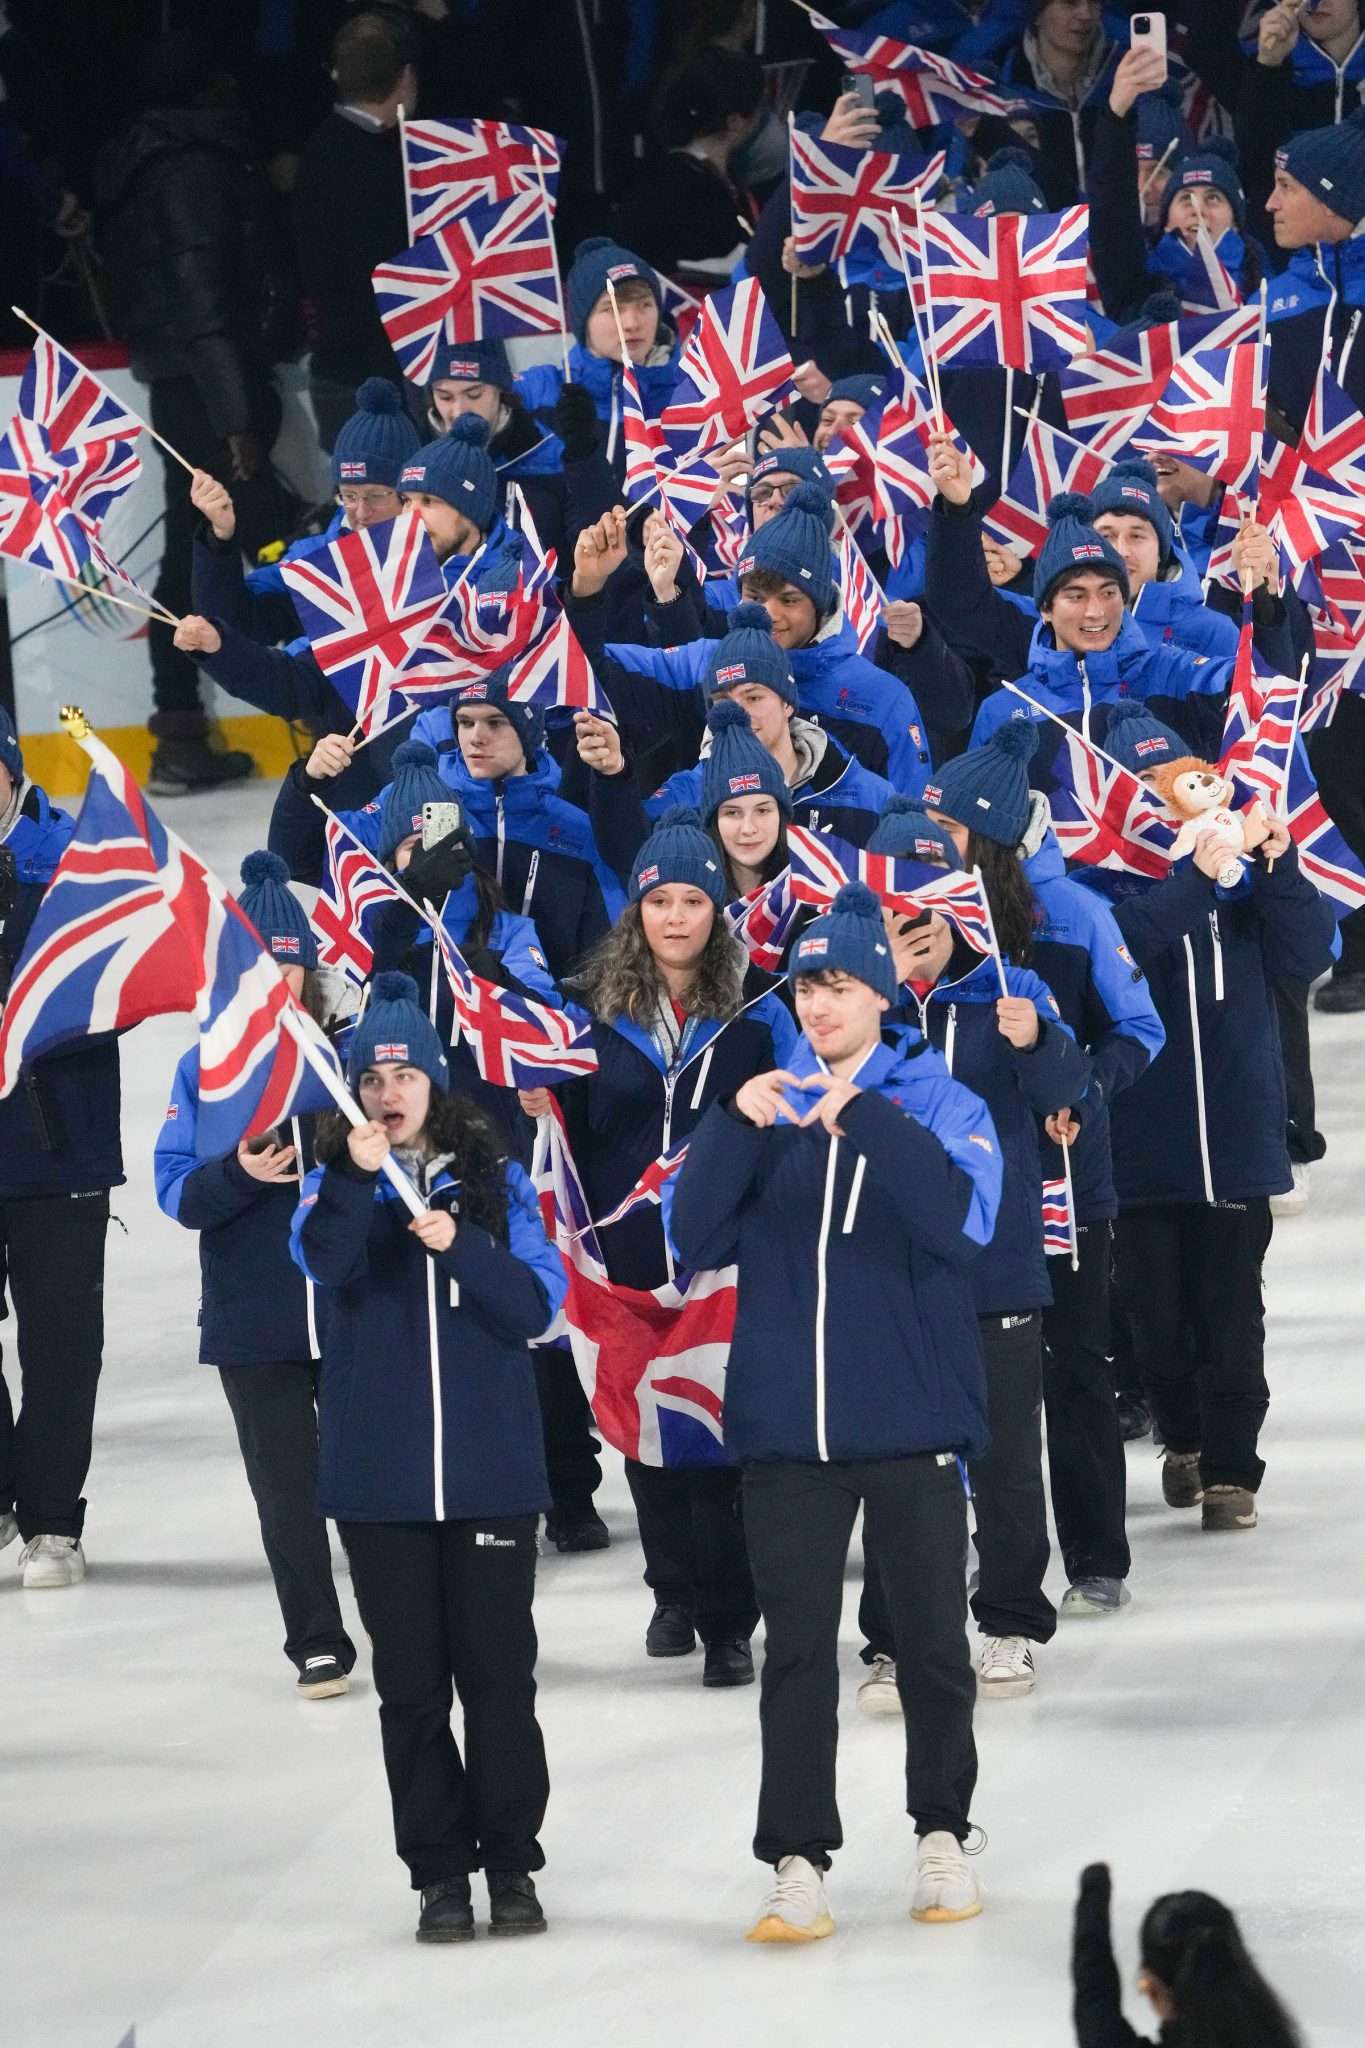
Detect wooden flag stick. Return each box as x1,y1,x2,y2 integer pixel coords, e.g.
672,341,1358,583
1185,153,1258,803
11,306,198,477
25,560,180,628
346,700,421,752
1061,1129,1080,1271
397,104,415,243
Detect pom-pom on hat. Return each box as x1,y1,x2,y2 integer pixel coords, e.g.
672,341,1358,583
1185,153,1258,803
871,88,922,160
969,145,1047,217
429,338,513,392
700,695,792,825
451,664,545,767
0,702,23,784
921,717,1040,850
705,599,798,706
1034,490,1130,608
738,481,839,621
346,970,449,1092
1104,699,1187,773
398,416,497,534
332,377,421,491
630,805,728,906
867,794,963,869
237,849,319,969
567,236,663,342
378,740,451,861
1090,457,1175,565
1276,107,1365,229
788,878,897,1003
1163,136,1245,232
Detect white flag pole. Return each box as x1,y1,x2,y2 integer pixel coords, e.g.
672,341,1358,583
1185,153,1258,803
11,305,198,477
1061,1131,1080,1271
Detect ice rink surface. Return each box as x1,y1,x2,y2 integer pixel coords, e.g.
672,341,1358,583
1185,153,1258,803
5,783,1365,2048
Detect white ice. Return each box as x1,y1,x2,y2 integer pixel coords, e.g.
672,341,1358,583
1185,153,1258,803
5,782,1365,2048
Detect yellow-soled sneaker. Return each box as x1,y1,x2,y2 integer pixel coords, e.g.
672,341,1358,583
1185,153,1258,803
746,1855,835,1943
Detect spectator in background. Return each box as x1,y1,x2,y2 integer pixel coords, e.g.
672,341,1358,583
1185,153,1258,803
618,46,765,282
93,27,298,796
292,11,417,454
1236,0,1365,230
987,0,1116,208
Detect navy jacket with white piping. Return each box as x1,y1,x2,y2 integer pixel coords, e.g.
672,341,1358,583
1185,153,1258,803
290,1149,565,1522
1101,848,1336,1206
671,1034,1001,1464
154,1048,317,1368
890,950,1090,1316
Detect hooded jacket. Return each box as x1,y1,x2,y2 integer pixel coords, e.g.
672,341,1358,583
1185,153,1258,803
671,1034,1001,1464
647,718,895,848
1265,234,1365,435
291,1148,565,1522
519,339,682,483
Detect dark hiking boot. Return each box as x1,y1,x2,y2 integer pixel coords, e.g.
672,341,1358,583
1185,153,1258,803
487,1872,546,1936
416,1877,474,1943
1161,1450,1204,1508
1202,1484,1258,1531
702,1639,755,1688
645,1602,696,1657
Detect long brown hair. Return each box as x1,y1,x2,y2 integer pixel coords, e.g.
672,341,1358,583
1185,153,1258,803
965,833,1036,965
314,1087,510,1239
707,817,789,902
574,900,745,1025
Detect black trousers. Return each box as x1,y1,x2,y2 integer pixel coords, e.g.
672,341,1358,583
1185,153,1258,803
0,1191,109,1542
1112,1199,1273,1493
1273,974,1325,1166
1042,1224,1131,1584
147,375,288,725
218,1360,356,1674
624,1459,759,1643
340,1517,548,1888
744,1455,977,1868
1310,691,1365,979
533,1341,602,1513
860,1312,1054,1653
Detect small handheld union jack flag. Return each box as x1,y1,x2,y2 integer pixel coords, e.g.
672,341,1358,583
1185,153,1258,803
1300,365,1365,497
789,124,944,272
430,923,598,1088
16,329,142,528
584,1140,690,1235
1042,1175,1079,1267
835,524,886,654
372,186,562,383
985,416,1111,557
786,824,993,953
1132,340,1264,494
1038,718,1180,880
1058,303,1259,457
658,279,793,464
311,812,407,986
913,205,1091,374
804,8,1019,123
401,116,562,237
725,869,802,973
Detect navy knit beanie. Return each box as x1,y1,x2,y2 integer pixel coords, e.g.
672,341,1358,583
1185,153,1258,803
827,373,889,412
333,378,421,491
378,741,452,861
1105,700,1188,774
346,971,449,1092
0,703,22,784
1277,108,1365,227
867,795,963,869
922,719,1039,849
1135,80,1184,167
1091,458,1175,565
788,880,897,1002
1034,491,1130,608
567,237,662,342
746,444,832,517
700,697,792,825
398,417,497,533
237,849,319,969
630,806,727,906
969,146,1047,217
429,338,513,392
1163,137,1245,233
705,600,798,706
871,89,922,160
738,482,839,620
452,664,546,767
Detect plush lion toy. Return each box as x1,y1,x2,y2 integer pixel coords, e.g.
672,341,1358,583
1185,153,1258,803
1145,756,1256,889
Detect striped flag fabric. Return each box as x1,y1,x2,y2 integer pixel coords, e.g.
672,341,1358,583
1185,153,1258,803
804,9,1019,123
913,205,1091,374
401,117,561,237
658,279,793,464
372,186,562,383
1043,723,1180,879
311,815,407,985
984,415,1110,556
1041,1176,1074,1257
835,523,885,653
789,124,944,271
1131,340,1265,494
430,924,598,1087
16,330,142,527
584,1140,690,1234
724,869,802,973
1057,303,1259,457
786,823,993,951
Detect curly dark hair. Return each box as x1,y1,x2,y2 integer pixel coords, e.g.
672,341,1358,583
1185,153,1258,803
965,832,1036,965
573,899,745,1025
314,1087,510,1240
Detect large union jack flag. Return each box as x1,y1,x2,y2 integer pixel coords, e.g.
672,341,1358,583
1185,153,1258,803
311,812,407,985
1299,365,1365,496
789,124,944,270
430,924,598,1088
533,1102,733,1468
401,117,561,238
805,8,1018,122
984,416,1111,556
658,279,793,463
786,823,993,952
16,331,142,527
1284,743,1365,914
1132,340,1264,493
913,204,1091,374
1057,303,1259,457
372,187,562,383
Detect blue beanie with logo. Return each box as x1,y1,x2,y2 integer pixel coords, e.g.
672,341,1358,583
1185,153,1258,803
746,443,832,517
332,378,421,491
630,805,727,906
378,741,451,861
0,703,23,783
969,146,1047,217
567,237,663,341
828,373,889,412
346,970,449,1092
237,849,319,969
922,718,1039,849
1135,80,1184,168
739,481,839,621
1278,108,1365,228
1034,491,1130,608
705,600,798,706
1163,136,1245,232
867,795,963,869
700,696,792,825
1090,457,1175,565
788,879,897,1002
451,664,546,767
1105,700,1188,774
398,416,497,532
430,338,514,392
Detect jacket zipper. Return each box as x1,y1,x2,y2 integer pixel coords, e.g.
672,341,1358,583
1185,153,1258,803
841,1155,866,1233
293,1114,319,1362
606,375,620,464
1210,907,1224,1003
944,1003,957,1073
1079,656,1092,743
495,789,506,887
1183,934,1216,1205
426,1248,445,1519
523,847,540,917
1337,307,1362,388
814,1136,839,1461
661,1071,678,1280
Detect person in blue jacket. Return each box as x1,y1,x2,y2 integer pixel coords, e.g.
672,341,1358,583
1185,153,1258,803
424,338,568,553
154,852,357,1699
672,881,1002,1942
0,709,122,1591
291,972,566,1943
1262,111,1365,434
1098,713,1337,1537
923,721,1167,1617
700,696,792,904
518,808,798,1687
854,789,1089,1710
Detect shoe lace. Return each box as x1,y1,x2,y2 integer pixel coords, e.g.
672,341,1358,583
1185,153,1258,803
767,1859,821,1911
916,1837,967,1882
867,1654,896,1679
980,1634,1029,1673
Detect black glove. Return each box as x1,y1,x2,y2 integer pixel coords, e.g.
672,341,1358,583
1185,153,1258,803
402,831,473,905
552,382,599,462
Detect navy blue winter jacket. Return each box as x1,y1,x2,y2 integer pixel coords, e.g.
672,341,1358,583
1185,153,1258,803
647,720,895,848
671,1034,1001,1464
291,1149,566,1522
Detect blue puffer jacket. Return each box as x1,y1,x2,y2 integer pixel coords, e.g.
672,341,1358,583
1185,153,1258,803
1132,553,1237,660
519,340,682,480
291,1149,566,1522
892,951,1089,1315
672,1034,1001,1464
1265,235,1365,435
1100,847,1336,1206
1022,816,1166,1220
0,783,123,1197
154,1049,316,1366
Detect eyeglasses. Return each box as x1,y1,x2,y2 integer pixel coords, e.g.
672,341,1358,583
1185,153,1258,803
750,483,792,508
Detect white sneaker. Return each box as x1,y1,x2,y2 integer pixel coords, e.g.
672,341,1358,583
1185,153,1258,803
1270,1162,1310,1217
977,1634,1036,1699
19,1533,85,1589
856,1653,901,1717
745,1855,835,1944
0,1512,17,1554
911,1830,982,1924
